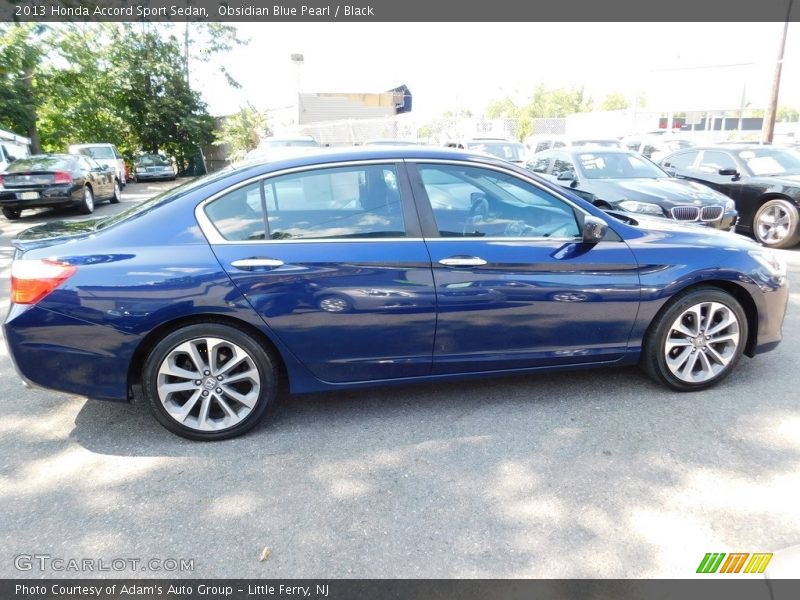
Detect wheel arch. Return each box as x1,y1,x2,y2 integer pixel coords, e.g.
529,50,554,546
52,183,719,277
645,279,758,358
127,313,288,399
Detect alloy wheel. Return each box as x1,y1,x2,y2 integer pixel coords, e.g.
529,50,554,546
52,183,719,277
663,301,740,384
156,337,261,432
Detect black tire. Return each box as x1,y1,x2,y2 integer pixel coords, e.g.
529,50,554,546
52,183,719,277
642,286,748,392
78,185,94,215
143,322,278,440
2,207,21,220
752,198,800,249
109,179,121,204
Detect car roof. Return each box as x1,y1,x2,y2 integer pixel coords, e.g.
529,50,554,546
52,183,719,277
232,146,521,172
23,153,75,160
555,147,636,156
69,143,115,148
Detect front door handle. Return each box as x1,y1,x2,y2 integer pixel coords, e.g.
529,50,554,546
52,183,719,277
438,256,487,267
231,258,284,269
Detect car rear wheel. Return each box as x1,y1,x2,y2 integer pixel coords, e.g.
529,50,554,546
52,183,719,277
642,287,747,391
753,198,800,249
110,179,121,204
2,207,21,220
78,186,94,215
143,323,278,440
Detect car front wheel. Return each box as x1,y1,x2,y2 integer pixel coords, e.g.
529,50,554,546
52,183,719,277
753,198,800,248
642,287,747,391
143,323,278,440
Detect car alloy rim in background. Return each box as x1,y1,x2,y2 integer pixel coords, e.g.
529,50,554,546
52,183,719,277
663,301,740,383
319,296,349,312
756,201,793,245
156,337,261,432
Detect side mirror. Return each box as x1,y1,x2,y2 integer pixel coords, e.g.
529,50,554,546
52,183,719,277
557,170,576,182
582,215,608,244
718,168,738,177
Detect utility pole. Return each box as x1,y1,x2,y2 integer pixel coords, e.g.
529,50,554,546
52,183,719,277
763,0,793,143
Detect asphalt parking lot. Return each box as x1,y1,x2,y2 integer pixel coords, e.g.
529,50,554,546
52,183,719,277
0,180,798,578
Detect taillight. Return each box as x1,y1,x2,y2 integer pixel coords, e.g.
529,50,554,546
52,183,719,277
10,259,77,305
53,171,73,185
0,175,5,186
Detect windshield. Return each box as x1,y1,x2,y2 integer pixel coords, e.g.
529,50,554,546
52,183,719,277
738,148,800,176
466,141,525,161
262,139,319,148
7,155,74,172
578,152,667,179
136,154,170,166
75,146,115,159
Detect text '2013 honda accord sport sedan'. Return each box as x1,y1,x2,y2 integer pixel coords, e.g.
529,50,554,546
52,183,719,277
3,148,789,440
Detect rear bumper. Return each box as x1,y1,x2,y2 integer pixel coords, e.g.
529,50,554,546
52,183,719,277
0,187,78,209
3,304,136,401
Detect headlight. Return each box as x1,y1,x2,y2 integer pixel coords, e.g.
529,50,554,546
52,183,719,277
135,168,146,173
618,200,664,216
748,250,787,277
724,198,735,211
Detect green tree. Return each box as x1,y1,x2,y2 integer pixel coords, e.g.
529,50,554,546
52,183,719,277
0,23,48,152
110,24,215,168
777,105,800,122
213,105,268,161
600,92,629,111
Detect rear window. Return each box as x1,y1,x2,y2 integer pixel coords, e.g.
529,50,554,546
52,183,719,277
7,156,74,172
75,146,115,159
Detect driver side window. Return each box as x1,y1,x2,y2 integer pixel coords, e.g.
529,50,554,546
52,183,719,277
418,164,580,239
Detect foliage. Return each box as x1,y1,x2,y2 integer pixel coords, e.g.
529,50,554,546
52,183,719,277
0,22,241,169
213,105,269,161
0,23,48,151
600,92,629,111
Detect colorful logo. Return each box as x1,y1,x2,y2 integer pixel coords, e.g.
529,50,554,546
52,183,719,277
696,552,773,574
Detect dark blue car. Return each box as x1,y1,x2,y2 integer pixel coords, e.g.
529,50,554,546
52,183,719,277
3,148,789,440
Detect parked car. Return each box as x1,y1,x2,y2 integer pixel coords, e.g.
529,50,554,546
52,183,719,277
68,143,126,188
524,135,622,154
363,139,422,146
132,154,176,182
526,147,737,229
622,136,696,162
4,147,787,440
0,153,119,219
445,138,526,165
660,144,800,248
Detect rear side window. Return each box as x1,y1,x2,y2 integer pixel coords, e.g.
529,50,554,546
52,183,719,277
204,164,406,241
7,156,75,172
205,182,267,241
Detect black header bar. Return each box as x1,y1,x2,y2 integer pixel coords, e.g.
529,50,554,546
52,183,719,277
2,0,799,22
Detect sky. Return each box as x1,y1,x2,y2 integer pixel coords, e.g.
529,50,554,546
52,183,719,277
190,22,800,120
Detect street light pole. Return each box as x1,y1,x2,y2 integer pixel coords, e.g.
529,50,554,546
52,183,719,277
763,0,794,143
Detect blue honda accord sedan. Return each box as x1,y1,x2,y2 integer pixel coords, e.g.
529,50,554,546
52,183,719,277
3,147,789,440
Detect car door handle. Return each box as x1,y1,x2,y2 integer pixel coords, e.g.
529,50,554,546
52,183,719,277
438,256,487,267
231,258,284,269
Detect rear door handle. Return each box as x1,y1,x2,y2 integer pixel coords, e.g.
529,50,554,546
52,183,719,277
438,256,487,267
231,258,284,269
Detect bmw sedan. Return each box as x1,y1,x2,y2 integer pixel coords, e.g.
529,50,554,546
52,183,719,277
527,148,738,229
3,148,788,440
0,153,119,220
660,144,800,248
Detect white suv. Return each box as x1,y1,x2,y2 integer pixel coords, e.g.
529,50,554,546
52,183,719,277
69,143,126,187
